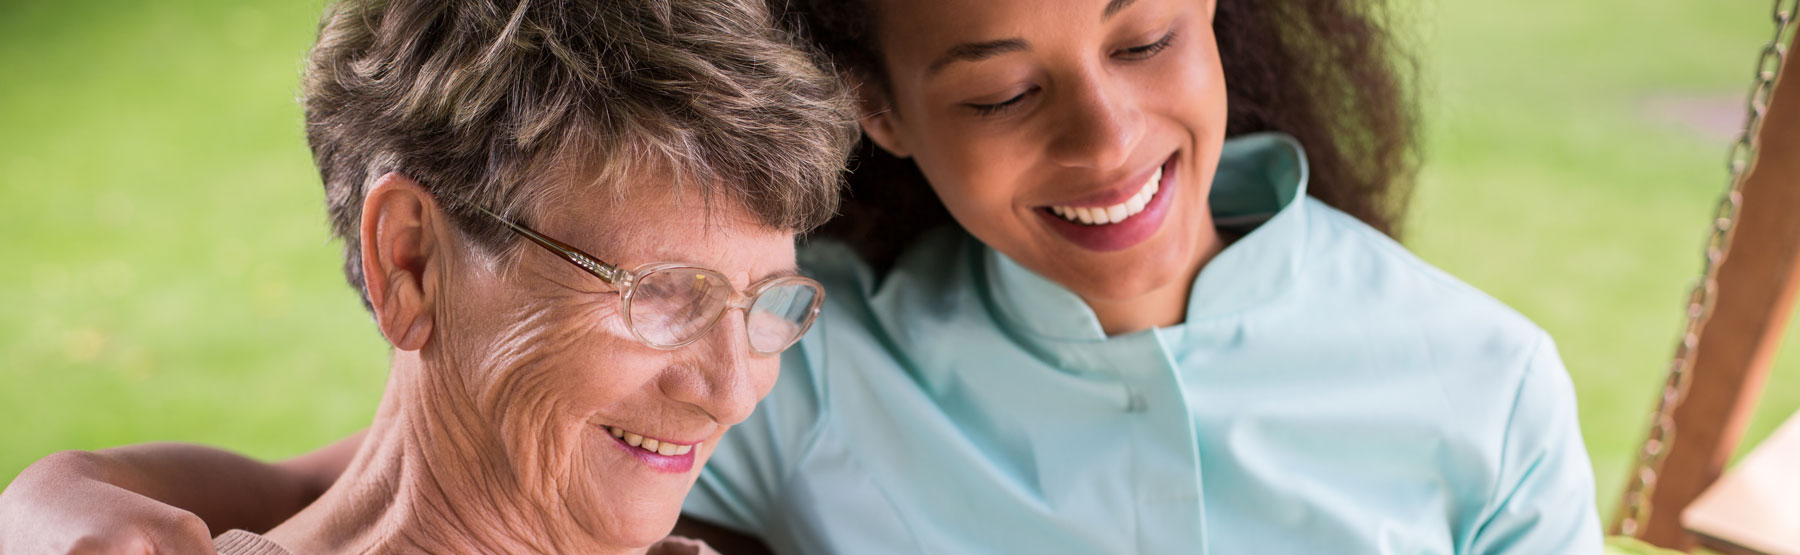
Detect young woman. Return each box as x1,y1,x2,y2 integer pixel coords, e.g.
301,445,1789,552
0,0,1602,553
679,1,1600,552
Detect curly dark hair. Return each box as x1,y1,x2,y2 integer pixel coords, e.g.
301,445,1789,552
779,0,1420,268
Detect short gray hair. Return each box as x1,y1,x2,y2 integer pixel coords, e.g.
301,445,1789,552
303,0,858,311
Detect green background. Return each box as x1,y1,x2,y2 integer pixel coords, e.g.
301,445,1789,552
2,0,1796,526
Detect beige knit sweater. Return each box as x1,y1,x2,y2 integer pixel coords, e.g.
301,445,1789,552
212,529,722,554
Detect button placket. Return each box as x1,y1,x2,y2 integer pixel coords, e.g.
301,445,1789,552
1062,331,1210,552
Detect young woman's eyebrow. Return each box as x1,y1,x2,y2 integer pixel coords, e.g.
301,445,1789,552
927,39,1028,75
1103,0,1139,18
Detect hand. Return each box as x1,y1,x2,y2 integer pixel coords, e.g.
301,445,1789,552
0,451,217,555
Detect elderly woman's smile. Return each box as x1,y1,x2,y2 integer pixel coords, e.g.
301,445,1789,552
607,426,697,460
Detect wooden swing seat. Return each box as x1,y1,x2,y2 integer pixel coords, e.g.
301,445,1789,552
1683,411,1800,555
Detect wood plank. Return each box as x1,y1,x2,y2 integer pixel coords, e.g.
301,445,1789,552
1630,29,1800,551
1683,411,1800,555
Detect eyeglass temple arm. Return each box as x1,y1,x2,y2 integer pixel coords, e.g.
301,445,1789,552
466,204,623,284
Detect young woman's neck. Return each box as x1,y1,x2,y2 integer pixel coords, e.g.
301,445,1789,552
1085,226,1228,336
263,354,646,555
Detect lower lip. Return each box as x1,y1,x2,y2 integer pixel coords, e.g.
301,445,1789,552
608,432,697,474
1036,155,1178,252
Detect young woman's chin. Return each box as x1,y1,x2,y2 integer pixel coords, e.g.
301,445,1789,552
1042,231,1206,303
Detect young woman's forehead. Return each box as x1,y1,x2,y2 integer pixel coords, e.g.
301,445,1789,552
876,0,1164,71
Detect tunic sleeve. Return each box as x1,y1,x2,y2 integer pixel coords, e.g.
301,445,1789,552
1466,334,1605,554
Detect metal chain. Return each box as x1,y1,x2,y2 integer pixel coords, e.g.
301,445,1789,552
1617,0,1797,538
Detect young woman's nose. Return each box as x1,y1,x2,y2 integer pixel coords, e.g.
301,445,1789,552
1046,72,1143,171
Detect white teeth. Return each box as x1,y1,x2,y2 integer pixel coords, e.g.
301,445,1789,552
1049,166,1163,226
1105,205,1127,223
608,425,698,457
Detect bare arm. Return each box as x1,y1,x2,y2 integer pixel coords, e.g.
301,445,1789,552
0,431,363,554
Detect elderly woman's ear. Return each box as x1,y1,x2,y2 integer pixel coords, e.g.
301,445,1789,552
360,172,441,352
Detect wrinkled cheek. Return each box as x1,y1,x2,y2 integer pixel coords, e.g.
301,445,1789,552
475,308,613,503
473,296,623,410
489,369,588,504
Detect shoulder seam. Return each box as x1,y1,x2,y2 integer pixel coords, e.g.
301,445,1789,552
1309,199,1469,292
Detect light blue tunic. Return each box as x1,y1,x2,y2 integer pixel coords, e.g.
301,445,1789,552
685,133,1603,554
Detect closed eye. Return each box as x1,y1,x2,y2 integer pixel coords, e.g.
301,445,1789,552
1115,30,1177,61
966,86,1040,116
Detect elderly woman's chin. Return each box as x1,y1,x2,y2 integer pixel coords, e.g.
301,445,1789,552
562,424,724,548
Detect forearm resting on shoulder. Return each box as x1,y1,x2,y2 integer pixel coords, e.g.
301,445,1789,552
0,430,362,551
110,431,365,532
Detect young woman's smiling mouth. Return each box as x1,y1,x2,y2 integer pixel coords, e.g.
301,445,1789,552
1036,152,1179,252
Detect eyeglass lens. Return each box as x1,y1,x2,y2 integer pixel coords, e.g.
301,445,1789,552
747,282,818,353
627,267,818,352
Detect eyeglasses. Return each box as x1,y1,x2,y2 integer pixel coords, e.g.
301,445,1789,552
469,205,824,356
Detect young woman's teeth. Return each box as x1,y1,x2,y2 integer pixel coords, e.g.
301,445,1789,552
608,425,695,456
1051,166,1162,226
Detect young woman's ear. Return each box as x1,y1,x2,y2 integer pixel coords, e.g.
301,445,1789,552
359,172,441,352
851,74,912,159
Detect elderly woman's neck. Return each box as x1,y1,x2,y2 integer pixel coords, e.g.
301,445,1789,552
263,353,649,555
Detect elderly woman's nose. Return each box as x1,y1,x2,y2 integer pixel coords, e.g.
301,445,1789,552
665,314,763,425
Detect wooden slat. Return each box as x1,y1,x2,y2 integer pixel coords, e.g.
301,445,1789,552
1630,30,1800,551
1683,411,1800,554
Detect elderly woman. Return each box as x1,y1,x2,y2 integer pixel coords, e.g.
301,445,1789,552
155,0,854,552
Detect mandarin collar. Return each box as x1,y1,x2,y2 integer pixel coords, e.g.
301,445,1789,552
983,132,1311,342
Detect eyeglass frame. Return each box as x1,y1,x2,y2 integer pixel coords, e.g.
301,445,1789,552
466,203,825,356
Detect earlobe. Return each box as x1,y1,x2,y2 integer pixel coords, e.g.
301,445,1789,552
850,76,912,159
360,172,439,352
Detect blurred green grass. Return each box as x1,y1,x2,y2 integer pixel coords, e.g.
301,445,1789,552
1,0,1796,526
0,0,391,473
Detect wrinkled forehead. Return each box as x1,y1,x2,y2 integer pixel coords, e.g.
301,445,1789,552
526,168,800,286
